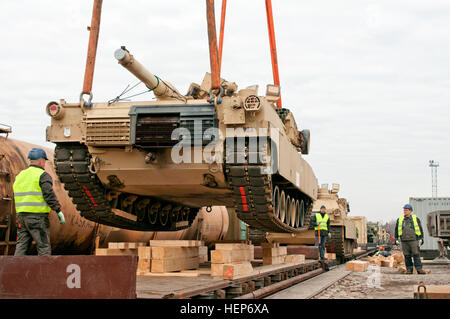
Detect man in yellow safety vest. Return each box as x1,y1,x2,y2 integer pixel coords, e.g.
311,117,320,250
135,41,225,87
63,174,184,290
395,204,425,274
309,205,331,260
13,148,65,256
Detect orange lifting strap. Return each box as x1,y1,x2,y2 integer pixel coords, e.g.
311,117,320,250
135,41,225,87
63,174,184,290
218,0,227,73
265,0,282,108
82,0,103,95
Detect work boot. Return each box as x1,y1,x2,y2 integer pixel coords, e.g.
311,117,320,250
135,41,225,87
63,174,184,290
406,269,413,274
320,257,328,261
417,269,426,275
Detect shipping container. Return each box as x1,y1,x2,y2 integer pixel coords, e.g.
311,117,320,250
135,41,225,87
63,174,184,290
409,197,450,251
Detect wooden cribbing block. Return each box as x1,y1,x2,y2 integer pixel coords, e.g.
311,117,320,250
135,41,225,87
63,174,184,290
149,240,204,247
325,253,336,260
151,247,198,259
263,246,287,257
108,242,147,249
215,243,251,250
249,245,254,260
381,260,394,268
284,254,305,264
346,261,369,272
94,248,138,256
211,249,252,263
211,263,225,277
137,247,151,273
199,246,208,263
263,255,286,266
222,262,253,280
393,253,405,263
151,256,199,273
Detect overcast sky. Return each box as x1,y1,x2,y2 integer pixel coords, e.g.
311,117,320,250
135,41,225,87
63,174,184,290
1,1,449,224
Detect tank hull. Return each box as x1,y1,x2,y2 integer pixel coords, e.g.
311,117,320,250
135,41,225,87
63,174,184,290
0,137,230,254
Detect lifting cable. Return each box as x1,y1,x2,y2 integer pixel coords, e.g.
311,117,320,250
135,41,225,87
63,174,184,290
80,0,103,110
206,0,283,108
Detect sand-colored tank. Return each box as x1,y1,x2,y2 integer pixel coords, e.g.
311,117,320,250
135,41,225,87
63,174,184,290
46,47,318,234
0,131,230,254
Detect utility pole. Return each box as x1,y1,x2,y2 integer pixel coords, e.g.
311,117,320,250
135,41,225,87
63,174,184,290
429,160,439,198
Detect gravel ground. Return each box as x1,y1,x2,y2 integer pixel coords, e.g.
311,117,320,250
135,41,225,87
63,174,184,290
312,260,450,299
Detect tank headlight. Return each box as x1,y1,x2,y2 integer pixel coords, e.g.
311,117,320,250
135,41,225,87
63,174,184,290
46,101,65,120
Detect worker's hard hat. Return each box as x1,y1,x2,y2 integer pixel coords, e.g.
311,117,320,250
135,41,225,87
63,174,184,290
28,148,48,160
320,205,326,209
379,247,384,251
403,204,413,211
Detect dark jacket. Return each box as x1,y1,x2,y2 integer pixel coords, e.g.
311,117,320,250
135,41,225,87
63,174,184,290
394,214,424,242
31,164,62,213
309,212,330,236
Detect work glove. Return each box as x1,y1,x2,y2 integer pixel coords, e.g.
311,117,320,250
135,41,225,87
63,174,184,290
328,233,331,239
57,212,66,225
395,240,400,245
419,239,424,246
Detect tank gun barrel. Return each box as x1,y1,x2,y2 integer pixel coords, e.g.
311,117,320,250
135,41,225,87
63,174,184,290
114,47,182,99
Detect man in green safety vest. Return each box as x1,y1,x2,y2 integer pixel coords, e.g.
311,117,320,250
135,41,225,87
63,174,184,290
394,204,425,274
309,205,331,260
13,148,66,256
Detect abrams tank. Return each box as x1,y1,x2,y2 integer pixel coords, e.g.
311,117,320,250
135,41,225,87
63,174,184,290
313,183,357,260
46,47,318,232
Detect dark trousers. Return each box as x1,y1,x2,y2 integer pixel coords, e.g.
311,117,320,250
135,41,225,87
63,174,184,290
401,240,422,271
315,235,327,259
14,213,51,256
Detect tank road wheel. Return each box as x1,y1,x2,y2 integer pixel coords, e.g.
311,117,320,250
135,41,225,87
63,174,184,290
290,198,296,227
298,200,306,227
120,195,138,214
135,198,150,223
148,202,161,225
106,191,120,209
159,204,172,226
272,186,280,219
285,195,291,225
279,191,286,223
294,200,300,228
181,207,190,221
170,206,182,223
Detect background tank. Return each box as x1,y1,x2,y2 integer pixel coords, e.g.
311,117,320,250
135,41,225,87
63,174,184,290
46,47,318,234
0,130,231,255
312,183,357,260
266,183,360,261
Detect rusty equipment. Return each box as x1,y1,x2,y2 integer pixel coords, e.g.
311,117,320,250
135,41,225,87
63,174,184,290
0,255,137,298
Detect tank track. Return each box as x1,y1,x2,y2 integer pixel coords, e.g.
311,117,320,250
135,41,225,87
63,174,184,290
54,143,198,231
224,138,313,233
326,226,353,259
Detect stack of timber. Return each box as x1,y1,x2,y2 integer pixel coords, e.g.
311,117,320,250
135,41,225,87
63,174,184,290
148,240,202,274
135,240,204,276
367,253,431,274
254,245,319,260
211,243,254,279
95,242,147,256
